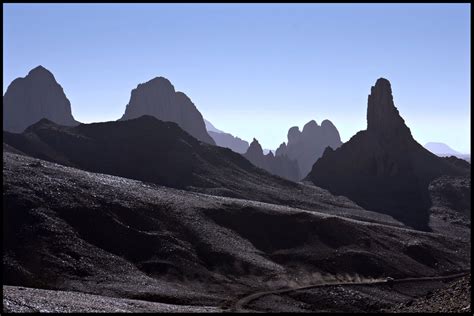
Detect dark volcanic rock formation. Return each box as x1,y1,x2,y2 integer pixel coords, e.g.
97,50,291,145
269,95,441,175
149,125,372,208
244,138,300,181
307,78,468,230
275,119,342,179
208,131,249,154
3,66,79,133
4,115,400,226
120,77,215,145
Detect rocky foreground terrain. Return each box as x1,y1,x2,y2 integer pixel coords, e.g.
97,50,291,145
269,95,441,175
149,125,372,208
3,151,471,312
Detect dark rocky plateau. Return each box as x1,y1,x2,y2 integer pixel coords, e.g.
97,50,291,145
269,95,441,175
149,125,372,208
307,78,470,230
3,151,471,312
3,66,79,133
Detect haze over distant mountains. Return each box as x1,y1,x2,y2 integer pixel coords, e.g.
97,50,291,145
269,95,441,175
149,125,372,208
3,66,79,133
308,78,469,229
276,119,343,178
204,119,250,154
204,119,224,134
243,138,300,181
424,142,463,156
424,142,470,162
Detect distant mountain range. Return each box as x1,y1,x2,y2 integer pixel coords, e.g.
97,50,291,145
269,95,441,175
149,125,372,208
424,142,470,162
276,119,343,179
243,138,300,181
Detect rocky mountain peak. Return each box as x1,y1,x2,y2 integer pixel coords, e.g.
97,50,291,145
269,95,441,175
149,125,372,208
27,65,55,78
3,65,79,133
288,126,301,143
247,138,264,155
366,78,411,138
120,75,215,145
302,120,320,134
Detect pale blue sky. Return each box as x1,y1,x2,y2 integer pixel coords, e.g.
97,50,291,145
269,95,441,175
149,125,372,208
3,4,471,153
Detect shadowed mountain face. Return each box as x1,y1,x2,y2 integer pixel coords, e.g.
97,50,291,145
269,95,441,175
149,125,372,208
208,131,249,154
3,66,79,133
244,138,300,182
4,115,402,226
120,77,215,145
307,78,469,230
275,119,342,179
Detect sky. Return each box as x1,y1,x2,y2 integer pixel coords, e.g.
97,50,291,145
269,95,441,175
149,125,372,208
3,4,471,153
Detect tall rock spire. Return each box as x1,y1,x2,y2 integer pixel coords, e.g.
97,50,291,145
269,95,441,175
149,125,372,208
366,78,411,138
307,78,467,230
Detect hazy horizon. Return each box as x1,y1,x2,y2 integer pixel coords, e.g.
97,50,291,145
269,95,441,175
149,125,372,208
3,3,470,153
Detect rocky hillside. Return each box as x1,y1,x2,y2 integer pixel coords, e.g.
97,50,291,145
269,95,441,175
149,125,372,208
3,116,401,226
3,152,470,309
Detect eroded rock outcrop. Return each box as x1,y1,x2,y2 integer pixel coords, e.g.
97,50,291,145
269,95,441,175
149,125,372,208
3,66,79,132
120,77,215,145
307,78,468,230
275,119,342,179
244,138,300,181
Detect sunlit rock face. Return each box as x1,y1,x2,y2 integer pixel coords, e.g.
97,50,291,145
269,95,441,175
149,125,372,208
3,66,79,133
307,78,468,230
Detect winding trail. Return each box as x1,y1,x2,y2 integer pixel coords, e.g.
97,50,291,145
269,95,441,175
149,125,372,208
230,271,470,312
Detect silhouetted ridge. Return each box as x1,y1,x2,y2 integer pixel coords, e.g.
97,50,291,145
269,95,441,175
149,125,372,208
367,78,411,138
307,78,468,230
120,76,215,145
3,65,79,133
275,119,342,179
244,138,300,181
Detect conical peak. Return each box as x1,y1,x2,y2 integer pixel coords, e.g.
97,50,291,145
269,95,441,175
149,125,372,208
27,65,55,80
250,138,261,147
246,138,264,156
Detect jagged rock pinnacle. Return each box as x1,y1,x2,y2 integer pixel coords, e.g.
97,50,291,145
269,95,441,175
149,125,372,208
366,78,411,138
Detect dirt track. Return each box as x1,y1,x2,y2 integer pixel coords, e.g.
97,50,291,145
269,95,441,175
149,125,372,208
231,271,470,312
